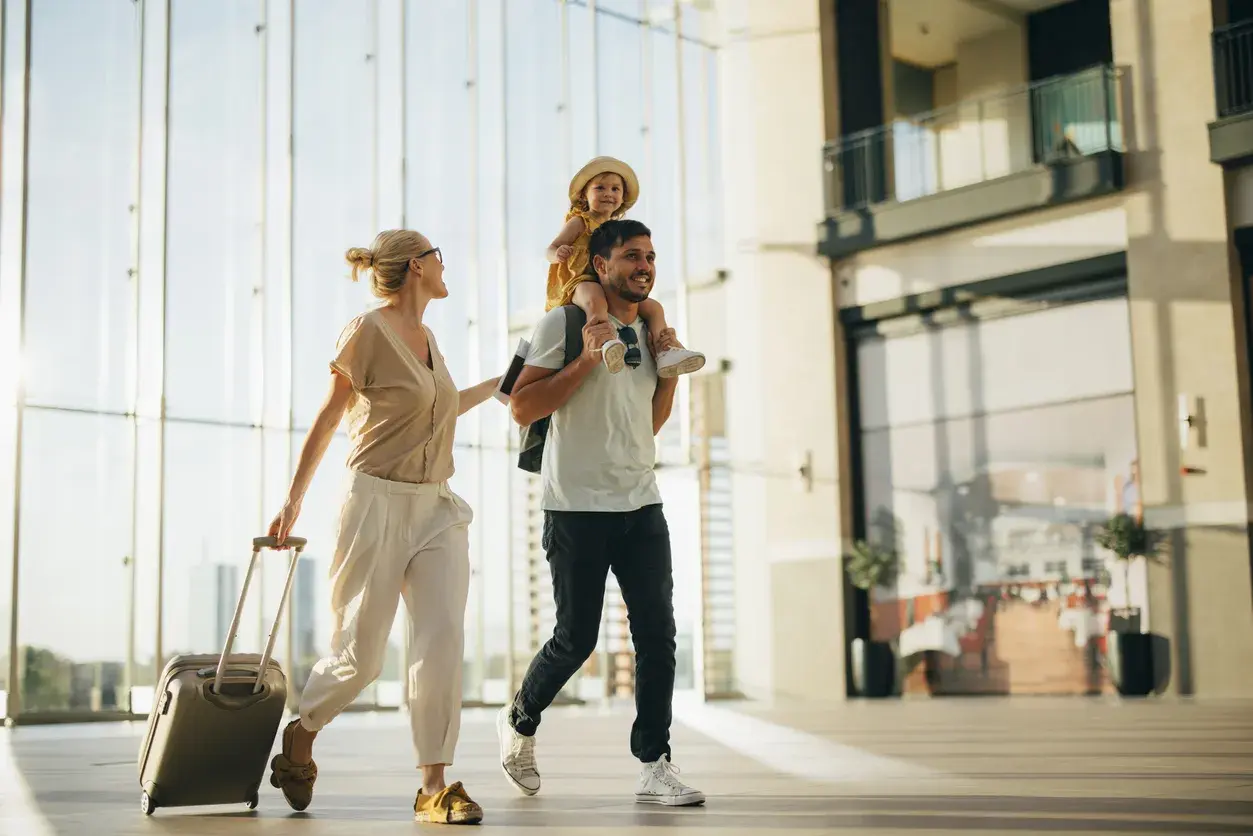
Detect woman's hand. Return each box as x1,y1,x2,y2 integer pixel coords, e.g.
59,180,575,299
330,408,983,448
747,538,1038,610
268,497,303,548
458,376,503,416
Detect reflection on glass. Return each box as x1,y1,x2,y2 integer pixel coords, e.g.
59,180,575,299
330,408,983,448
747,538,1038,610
18,410,133,712
858,298,1136,696
162,425,263,662
24,1,138,414
165,1,263,423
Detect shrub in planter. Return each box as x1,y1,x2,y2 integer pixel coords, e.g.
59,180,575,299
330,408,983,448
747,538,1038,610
1094,512,1165,696
845,539,900,698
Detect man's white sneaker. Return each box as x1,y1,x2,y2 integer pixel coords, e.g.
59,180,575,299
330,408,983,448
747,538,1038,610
496,707,541,796
635,756,705,807
601,338,627,374
656,347,705,378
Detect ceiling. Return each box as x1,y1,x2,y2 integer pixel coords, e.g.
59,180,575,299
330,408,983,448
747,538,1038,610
890,0,1074,68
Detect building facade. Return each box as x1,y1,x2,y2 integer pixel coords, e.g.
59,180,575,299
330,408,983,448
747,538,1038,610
700,0,1253,700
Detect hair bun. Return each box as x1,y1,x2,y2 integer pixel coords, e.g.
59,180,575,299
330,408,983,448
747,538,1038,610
345,247,374,281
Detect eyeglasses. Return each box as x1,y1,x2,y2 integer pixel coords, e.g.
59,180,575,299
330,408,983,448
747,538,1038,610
618,326,642,369
416,246,443,264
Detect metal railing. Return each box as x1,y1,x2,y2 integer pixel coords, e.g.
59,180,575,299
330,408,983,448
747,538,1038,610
823,64,1123,215
1214,19,1253,119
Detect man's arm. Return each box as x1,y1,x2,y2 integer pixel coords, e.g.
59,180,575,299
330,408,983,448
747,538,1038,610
510,358,598,427
652,377,679,435
649,325,681,434
510,313,616,426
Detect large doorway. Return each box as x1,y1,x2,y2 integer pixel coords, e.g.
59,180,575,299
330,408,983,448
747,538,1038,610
851,283,1138,696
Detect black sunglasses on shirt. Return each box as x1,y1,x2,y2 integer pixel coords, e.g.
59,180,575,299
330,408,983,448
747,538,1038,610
618,325,642,369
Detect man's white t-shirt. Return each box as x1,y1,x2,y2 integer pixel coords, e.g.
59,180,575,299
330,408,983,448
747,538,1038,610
525,307,662,513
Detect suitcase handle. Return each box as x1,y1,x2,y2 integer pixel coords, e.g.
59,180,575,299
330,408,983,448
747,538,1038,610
253,535,307,549
213,535,307,695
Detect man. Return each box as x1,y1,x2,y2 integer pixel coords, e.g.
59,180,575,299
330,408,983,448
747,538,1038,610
497,219,704,807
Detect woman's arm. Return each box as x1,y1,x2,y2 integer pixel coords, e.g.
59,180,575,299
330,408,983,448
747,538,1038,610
268,371,354,544
545,216,586,263
458,376,501,417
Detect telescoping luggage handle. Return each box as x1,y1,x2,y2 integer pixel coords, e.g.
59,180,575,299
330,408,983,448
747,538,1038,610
212,535,308,696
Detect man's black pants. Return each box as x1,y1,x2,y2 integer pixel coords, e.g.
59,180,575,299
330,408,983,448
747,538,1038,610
509,504,676,763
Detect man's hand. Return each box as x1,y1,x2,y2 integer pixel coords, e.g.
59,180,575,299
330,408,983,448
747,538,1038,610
555,244,574,262
581,318,616,363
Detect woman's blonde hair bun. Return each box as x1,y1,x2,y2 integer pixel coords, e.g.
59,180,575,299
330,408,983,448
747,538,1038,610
345,230,430,298
345,247,375,282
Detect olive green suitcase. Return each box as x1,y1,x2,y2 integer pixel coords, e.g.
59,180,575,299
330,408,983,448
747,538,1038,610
137,535,306,816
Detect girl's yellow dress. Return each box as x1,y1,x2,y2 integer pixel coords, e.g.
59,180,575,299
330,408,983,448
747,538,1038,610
544,209,602,312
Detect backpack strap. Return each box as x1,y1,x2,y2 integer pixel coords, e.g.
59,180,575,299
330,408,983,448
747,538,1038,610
561,304,587,367
517,305,588,474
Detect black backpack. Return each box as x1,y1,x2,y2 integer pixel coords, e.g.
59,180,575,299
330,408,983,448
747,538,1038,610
517,305,587,473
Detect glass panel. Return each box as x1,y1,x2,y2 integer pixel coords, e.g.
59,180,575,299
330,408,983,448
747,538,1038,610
286,432,349,696
0,406,16,716
162,424,263,661
262,0,293,430
24,0,139,414
137,0,170,421
476,0,516,705
567,1,597,169
130,417,162,712
165,1,263,423
858,298,1137,697
681,40,718,280
17,410,134,713
291,3,376,429
858,297,1135,432
404,0,471,380
646,27,680,286
504,0,563,320
597,0,643,18
0,0,29,721
596,13,645,169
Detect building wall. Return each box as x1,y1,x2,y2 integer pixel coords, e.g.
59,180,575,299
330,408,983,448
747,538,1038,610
706,0,844,701
1109,0,1253,696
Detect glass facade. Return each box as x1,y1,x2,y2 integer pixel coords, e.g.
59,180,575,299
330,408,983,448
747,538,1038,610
0,0,722,720
856,294,1138,696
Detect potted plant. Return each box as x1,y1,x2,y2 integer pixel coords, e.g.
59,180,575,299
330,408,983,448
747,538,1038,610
1094,512,1163,696
845,538,900,698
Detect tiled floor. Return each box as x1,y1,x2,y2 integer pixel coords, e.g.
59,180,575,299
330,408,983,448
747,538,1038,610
3,695,1252,834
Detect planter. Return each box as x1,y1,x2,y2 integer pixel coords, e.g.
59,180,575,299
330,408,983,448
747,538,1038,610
1106,630,1155,696
850,638,896,698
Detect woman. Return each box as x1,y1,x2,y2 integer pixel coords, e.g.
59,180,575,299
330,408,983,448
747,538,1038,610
266,229,498,825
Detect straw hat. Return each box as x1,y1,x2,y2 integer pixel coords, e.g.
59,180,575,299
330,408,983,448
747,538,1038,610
568,156,640,213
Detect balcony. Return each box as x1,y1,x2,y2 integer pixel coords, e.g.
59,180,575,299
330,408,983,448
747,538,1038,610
1209,19,1253,167
819,65,1126,260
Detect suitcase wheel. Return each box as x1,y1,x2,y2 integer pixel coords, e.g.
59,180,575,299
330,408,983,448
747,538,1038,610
246,791,259,811
140,791,156,816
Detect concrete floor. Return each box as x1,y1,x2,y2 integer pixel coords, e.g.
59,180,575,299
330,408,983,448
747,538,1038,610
2,695,1252,834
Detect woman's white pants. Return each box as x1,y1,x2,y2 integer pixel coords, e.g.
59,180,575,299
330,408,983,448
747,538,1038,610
297,470,472,767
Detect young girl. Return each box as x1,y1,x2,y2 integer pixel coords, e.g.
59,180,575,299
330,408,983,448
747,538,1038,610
545,156,705,377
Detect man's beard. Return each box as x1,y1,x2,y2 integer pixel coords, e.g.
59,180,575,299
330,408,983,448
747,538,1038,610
608,271,651,303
